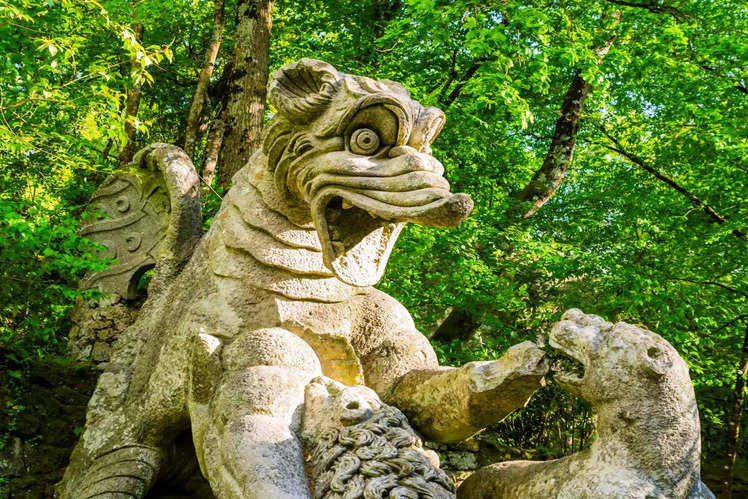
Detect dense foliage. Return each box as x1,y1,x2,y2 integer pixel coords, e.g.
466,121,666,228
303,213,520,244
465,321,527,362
1,0,746,475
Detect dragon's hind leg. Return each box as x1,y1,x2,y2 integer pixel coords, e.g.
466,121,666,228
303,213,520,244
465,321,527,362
74,444,163,498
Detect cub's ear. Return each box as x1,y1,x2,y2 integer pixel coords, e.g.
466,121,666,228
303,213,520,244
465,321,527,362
641,343,673,379
268,58,340,124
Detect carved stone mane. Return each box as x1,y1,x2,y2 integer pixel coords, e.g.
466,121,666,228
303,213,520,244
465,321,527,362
301,377,455,499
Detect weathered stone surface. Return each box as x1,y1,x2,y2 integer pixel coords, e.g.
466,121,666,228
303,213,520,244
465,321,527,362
67,296,139,365
387,341,548,442
300,376,455,498
59,59,544,498
458,309,715,499
78,144,201,300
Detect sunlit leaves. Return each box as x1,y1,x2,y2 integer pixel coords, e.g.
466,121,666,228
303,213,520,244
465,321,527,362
1,0,745,459
0,201,109,358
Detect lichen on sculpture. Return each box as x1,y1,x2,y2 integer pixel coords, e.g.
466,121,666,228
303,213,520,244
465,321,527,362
57,58,547,498
458,309,715,499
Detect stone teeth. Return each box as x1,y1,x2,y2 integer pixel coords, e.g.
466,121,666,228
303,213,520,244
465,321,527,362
342,200,353,210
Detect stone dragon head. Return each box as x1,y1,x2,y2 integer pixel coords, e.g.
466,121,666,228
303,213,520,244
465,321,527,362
255,58,473,286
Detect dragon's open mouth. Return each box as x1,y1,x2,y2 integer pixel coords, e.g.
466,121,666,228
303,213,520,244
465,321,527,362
311,186,472,286
549,337,587,387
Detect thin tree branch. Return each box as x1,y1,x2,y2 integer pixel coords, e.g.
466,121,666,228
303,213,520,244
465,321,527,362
595,126,746,241
666,277,748,297
184,0,226,158
117,22,144,168
201,102,227,189
433,49,459,97
440,59,486,108
715,315,748,333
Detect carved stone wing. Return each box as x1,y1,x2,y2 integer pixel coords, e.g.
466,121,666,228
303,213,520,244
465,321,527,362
79,144,202,299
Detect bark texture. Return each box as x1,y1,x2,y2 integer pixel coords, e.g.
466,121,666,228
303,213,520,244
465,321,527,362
720,322,748,499
512,73,592,218
117,22,144,168
183,0,226,159
217,0,273,189
510,14,619,219
431,307,482,342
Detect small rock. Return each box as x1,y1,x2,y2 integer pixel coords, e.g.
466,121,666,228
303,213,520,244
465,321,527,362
91,342,112,362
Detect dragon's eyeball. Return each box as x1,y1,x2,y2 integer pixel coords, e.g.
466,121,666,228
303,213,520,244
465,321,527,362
350,128,381,155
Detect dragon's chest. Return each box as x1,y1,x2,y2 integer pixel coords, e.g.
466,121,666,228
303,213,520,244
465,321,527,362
190,275,367,387
275,297,366,386
189,186,369,385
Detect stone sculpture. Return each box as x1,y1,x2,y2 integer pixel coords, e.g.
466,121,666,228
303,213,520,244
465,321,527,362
57,58,547,498
301,376,455,498
458,309,715,499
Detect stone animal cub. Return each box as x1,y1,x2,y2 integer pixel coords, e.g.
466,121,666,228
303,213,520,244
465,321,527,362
301,376,455,499
459,309,714,499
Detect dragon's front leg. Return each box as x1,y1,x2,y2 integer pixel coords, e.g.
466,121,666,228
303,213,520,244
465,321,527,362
385,341,548,443
189,327,323,498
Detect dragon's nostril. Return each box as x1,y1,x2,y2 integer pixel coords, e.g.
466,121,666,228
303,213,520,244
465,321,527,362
346,401,360,410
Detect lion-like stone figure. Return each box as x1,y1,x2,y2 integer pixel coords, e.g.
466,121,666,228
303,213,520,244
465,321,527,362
57,59,547,498
458,309,715,499
301,377,455,499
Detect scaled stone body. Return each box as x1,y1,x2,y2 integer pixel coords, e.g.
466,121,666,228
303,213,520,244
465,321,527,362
58,59,546,498
458,309,715,499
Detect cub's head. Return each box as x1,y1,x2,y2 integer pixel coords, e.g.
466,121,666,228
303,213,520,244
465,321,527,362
549,309,692,405
262,58,473,286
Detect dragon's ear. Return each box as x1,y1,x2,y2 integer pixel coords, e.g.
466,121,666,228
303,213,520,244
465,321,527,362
641,343,673,379
268,58,340,124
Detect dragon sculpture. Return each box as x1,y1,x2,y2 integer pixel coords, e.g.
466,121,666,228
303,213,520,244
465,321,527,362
58,58,548,498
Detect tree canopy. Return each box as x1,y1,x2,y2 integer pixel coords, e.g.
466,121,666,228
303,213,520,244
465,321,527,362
1,0,746,489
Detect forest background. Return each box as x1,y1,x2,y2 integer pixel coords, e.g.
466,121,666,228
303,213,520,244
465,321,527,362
1,0,746,495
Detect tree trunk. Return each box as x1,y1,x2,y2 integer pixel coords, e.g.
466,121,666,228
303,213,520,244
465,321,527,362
510,73,592,219
184,0,226,158
430,307,482,342
201,105,227,189
720,321,748,499
508,13,619,220
117,22,144,168
216,0,273,189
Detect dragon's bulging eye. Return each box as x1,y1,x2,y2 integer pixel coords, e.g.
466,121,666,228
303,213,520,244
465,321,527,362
349,128,381,155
